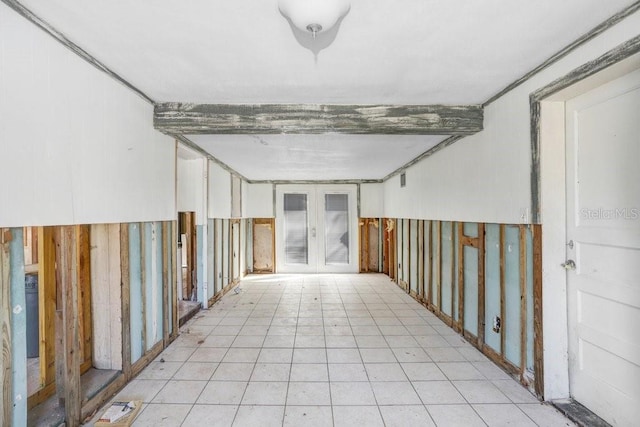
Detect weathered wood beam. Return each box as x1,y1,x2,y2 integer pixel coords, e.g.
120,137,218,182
154,103,483,135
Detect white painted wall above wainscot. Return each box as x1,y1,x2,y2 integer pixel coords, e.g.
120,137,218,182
382,8,640,225
208,161,232,219
177,157,207,225
0,4,176,227
245,183,274,218
360,183,384,218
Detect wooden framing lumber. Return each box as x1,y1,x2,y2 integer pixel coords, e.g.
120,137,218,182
437,221,443,312
119,225,131,379
162,222,170,345
477,223,485,349
76,225,92,374
154,103,484,135
519,225,528,380
171,221,178,339
533,224,544,398
1,230,12,427
418,221,425,300
457,223,464,332
38,227,56,391
450,223,456,322
57,226,81,426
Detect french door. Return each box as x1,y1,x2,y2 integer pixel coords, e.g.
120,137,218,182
275,184,358,273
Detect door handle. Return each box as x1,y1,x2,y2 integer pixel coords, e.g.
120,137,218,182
561,260,576,270
311,227,316,238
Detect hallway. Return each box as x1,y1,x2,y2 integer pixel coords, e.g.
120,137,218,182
104,274,574,426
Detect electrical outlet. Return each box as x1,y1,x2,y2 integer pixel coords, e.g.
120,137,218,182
492,316,501,333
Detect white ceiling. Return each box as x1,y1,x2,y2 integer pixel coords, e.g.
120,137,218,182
189,134,447,181
15,0,636,180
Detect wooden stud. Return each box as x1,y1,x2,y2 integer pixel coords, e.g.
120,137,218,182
38,227,56,390
429,220,435,308
499,224,506,356
519,225,528,379
450,222,456,321
406,220,411,293
418,221,425,301
58,226,81,426
457,223,465,332
460,235,479,248
358,218,369,273
170,221,178,340
477,223,485,349
437,221,443,312
532,224,544,398
54,310,64,404
162,222,170,345
76,225,92,374
119,224,132,379
1,229,12,427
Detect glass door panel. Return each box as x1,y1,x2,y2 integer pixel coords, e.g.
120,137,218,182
283,193,308,265
324,194,349,265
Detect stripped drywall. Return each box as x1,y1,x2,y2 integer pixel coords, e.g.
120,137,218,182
386,218,539,394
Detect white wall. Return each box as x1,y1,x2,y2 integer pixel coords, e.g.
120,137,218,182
360,183,384,218
208,161,232,218
0,4,176,227
245,183,274,218
177,157,207,225
383,9,640,225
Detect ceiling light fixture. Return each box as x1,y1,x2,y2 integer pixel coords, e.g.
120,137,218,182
278,0,351,39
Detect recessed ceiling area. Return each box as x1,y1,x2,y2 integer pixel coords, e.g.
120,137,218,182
12,0,637,181
189,134,447,181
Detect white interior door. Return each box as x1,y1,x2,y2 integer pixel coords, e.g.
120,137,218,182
276,184,357,273
565,68,640,426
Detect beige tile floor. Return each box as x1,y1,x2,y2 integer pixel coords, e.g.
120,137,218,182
99,274,575,426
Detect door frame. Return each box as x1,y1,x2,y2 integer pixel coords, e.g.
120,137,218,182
534,47,640,401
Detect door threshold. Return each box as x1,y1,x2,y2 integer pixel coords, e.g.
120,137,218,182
552,399,611,427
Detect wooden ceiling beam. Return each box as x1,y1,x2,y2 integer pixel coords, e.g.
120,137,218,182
154,103,483,135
